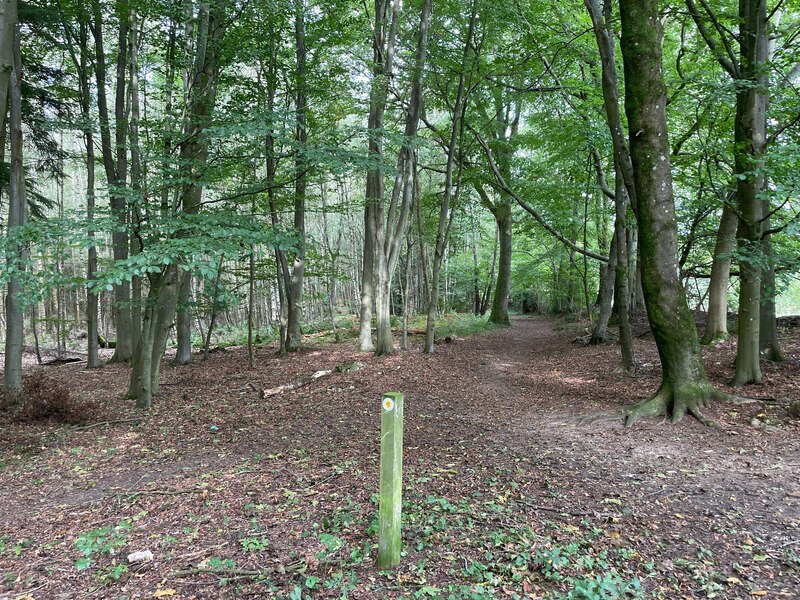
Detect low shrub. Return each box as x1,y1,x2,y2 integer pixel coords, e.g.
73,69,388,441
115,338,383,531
0,373,102,424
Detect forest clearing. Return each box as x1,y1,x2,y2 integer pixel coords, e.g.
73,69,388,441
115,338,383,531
0,316,798,599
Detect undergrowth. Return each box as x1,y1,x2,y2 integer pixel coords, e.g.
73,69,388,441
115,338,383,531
0,373,102,425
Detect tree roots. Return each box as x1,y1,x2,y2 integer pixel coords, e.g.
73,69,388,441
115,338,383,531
623,384,761,427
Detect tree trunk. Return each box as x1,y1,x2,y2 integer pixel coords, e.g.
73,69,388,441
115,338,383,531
0,0,14,139
358,0,400,353
585,0,638,212
67,14,101,369
91,0,133,362
359,205,376,352
128,7,143,356
612,169,635,372
174,277,194,364
701,202,737,344
590,229,617,344
732,0,768,386
248,198,257,367
424,0,472,354
489,202,512,326
759,211,784,361
4,19,24,394
619,0,720,425
286,0,308,352
129,0,226,401
173,0,225,365
585,0,635,365
359,0,400,353
128,267,183,409
203,262,224,359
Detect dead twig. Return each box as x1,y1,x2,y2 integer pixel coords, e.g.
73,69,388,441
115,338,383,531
170,559,304,579
73,418,142,430
513,498,593,517
117,488,205,499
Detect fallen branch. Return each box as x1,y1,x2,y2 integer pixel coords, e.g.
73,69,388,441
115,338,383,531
73,418,142,431
119,488,204,499
170,559,305,579
513,499,593,517
41,356,84,365
260,370,333,398
303,330,332,339
170,567,265,578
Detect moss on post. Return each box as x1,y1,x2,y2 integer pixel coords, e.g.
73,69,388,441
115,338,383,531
377,392,404,570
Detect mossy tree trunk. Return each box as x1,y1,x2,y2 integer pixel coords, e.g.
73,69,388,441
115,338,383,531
619,0,720,425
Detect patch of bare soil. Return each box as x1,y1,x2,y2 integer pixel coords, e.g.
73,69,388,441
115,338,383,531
0,316,798,599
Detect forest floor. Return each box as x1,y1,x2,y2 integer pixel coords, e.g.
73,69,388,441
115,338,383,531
0,315,799,600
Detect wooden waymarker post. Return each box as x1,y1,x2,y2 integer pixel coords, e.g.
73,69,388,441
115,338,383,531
377,392,404,570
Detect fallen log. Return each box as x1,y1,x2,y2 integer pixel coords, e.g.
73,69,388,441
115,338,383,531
260,369,333,398
41,356,83,365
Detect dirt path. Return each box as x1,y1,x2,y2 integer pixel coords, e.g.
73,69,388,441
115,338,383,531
1,316,798,598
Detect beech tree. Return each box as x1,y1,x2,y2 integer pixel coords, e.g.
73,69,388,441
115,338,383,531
617,0,753,424
3,0,24,394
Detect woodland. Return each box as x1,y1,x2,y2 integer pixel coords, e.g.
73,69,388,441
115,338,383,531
0,0,799,597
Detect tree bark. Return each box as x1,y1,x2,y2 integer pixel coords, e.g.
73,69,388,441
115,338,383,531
359,0,404,356
91,0,133,362
286,0,308,352
358,205,376,352
619,0,720,425
585,0,638,213
359,0,400,353
612,168,635,372
128,7,143,355
489,203,512,326
424,0,472,354
63,10,101,368
585,0,636,362
0,0,14,139
701,202,737,344
129,267,183,409
732,0,768,386
759,206,784,361
173,0,225,365
127,0,226,405
4,18,24,394
590,229,617,344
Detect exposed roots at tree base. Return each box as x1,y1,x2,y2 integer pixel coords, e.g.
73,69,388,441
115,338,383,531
612,363,636,375
624,384,755,428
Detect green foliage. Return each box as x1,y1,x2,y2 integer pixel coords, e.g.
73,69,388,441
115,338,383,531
74,519,132,572
239,537,270,553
